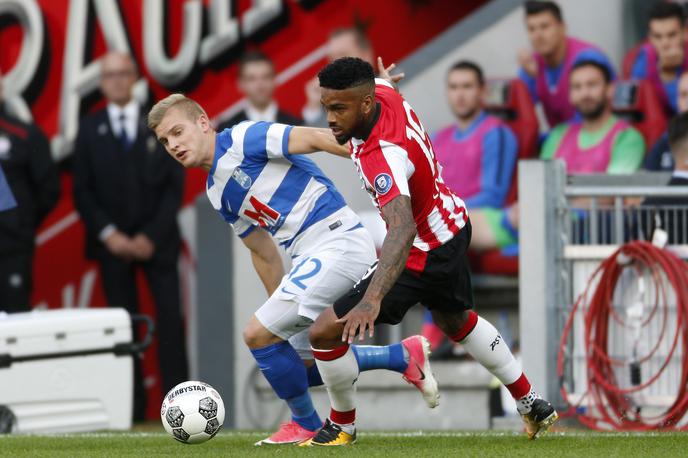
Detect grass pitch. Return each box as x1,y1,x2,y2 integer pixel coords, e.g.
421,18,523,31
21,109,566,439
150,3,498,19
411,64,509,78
1,430,687,458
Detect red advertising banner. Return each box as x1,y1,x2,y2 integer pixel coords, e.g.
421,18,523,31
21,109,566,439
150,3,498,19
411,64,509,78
1,0,485,418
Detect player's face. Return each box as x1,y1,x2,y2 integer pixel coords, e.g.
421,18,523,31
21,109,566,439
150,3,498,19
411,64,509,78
238,61,276,110
155,108,213,170
446,69,483,120
321,87,373,145
525,12,565,57
677,73,688,112
649,18,685,69
100,54,137,106
569,66,611,120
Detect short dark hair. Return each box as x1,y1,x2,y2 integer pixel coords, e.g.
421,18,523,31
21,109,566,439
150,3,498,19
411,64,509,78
318,57,375,90
570,59,612,84
648,1,685,26
524,1,563,22
238,51,273,76
447,60,485,86
330,27,372,51
668,111,688,152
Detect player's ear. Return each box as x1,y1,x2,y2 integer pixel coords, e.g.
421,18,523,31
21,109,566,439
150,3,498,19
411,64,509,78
362,93,374,115
198,114,211,132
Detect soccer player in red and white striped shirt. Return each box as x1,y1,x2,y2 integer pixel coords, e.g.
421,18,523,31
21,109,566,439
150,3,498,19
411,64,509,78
301,57,558,446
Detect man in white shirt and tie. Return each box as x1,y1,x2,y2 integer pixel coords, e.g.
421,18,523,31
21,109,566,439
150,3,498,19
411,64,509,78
72,51,188,421
216,51,302,130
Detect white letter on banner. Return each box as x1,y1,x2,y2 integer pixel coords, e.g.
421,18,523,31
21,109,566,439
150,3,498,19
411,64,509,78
0,0,43,122
143,0,202,86
242,0,282,37
199,0,240,64
55,0,145,160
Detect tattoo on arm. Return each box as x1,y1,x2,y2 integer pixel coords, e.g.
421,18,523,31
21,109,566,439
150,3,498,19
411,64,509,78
364,195,416,302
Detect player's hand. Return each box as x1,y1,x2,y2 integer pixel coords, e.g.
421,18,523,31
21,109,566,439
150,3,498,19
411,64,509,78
105,230,134,260
336,299,380,344
131,233,155,261
517,48,537,76
304,77,321,111
377,57,405,86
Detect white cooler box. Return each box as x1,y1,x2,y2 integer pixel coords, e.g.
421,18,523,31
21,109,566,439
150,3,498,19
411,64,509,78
0,308,151,434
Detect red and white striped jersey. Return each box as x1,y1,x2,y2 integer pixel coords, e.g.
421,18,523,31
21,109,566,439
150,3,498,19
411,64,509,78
349,79,468,273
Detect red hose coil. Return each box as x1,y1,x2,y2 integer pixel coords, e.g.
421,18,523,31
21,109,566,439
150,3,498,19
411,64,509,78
556,241,688,431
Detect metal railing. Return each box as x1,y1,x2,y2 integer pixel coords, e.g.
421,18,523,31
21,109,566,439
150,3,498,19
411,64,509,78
519,161,688,416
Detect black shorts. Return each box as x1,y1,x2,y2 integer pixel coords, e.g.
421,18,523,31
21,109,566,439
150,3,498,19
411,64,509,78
333,220,474,325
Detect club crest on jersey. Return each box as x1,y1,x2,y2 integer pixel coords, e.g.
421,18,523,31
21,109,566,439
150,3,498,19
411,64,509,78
231,167,252,190
374,173,393,195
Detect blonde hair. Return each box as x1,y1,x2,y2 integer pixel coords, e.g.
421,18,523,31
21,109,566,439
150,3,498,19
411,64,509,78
147,93,207,131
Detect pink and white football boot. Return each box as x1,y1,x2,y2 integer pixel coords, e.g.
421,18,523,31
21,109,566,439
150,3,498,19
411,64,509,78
254,421,318,446
401,335,440,408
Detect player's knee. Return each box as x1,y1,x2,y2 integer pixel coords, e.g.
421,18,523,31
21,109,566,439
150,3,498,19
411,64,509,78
309,311,339,349
243,316,279,349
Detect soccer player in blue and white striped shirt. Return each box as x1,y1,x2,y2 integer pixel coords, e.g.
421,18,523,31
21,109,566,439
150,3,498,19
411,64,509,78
148,94,438,445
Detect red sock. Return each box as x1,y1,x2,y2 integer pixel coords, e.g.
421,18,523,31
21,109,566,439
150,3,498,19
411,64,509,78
330,408,356,425
505,373,531,399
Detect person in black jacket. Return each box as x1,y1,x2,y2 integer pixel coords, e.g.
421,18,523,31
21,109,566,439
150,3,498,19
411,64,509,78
641,111,688,244
72,52,188,418
0,72,60,312
216,51,301,130
644,72,688,172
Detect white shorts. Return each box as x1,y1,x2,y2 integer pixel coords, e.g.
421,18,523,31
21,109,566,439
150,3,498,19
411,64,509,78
254,212,376,357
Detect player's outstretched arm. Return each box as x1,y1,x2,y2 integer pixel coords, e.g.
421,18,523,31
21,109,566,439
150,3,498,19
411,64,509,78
241,227,285,296
337,195,417,343
287,126,350,157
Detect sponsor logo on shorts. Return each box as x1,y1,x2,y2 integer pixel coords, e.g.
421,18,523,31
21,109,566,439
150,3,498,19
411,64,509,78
374,173,393,195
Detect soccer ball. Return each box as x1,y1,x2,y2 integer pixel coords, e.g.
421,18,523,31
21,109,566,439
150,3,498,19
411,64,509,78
161,380,225,444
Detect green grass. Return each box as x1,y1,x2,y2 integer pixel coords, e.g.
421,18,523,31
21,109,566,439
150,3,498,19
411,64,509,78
1,430,687,458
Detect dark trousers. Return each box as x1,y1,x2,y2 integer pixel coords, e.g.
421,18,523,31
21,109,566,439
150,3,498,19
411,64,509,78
98,251,189,419
0,252,32,313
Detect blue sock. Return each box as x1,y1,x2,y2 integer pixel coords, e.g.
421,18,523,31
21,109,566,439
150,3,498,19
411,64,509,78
352,343,408,373
307,364,323,387
250,342,322,431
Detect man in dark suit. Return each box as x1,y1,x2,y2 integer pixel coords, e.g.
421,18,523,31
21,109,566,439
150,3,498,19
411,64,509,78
641,111,688,244
217,51,301,130
72,52,188,419
0,71,60,312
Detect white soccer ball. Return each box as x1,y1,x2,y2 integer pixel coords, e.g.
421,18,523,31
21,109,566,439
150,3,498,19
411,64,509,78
161,380,225,444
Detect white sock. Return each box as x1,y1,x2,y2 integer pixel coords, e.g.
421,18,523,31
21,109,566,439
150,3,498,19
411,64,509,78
457,316,522,386
312,345,358,425
516,388,540,414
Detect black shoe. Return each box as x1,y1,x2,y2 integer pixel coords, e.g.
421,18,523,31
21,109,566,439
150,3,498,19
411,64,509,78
299,418,356,446
520,398,558,439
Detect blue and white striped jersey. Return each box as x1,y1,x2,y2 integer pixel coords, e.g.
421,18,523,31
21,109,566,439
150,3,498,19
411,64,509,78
206,121,347,251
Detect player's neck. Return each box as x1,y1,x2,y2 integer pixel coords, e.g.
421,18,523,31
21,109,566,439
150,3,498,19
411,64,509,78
544,38,567,68
201,131,217,172
581,109,612,132
357,102,381,141
456,109,482,131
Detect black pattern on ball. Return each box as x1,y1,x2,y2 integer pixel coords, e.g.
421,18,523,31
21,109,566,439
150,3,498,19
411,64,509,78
165,406,184,428
205,418,220,435
198,397,218,420
172,427,190,442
